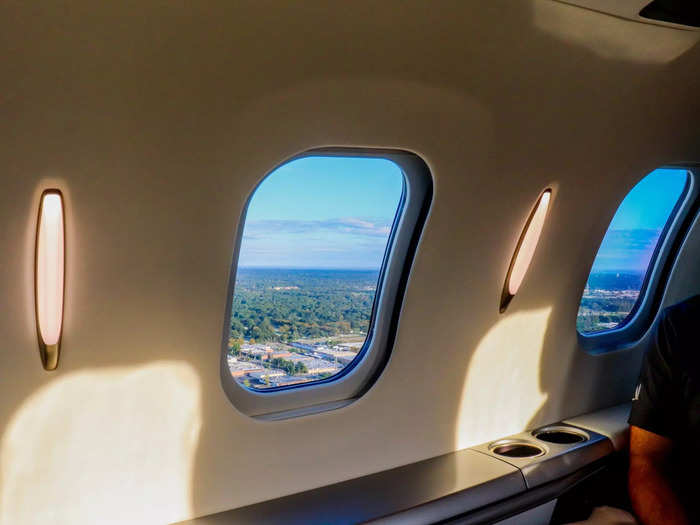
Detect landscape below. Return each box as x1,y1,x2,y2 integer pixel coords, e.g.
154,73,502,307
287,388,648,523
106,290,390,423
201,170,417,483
228,268,378,389
228,268,645,389
576,271,645,333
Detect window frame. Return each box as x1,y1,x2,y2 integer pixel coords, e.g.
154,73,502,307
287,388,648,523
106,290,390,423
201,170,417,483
220,148,433,418
578,166,698,354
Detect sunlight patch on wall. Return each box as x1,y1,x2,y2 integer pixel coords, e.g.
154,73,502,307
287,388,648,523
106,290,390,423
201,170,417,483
535,1,699,64
456,307,552,449
0,362,201,525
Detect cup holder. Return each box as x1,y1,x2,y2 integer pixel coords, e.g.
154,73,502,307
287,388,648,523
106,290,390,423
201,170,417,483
489,439,545,458
532,425,588,445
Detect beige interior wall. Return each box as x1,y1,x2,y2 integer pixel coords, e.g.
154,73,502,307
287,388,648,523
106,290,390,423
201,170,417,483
1,1,699,523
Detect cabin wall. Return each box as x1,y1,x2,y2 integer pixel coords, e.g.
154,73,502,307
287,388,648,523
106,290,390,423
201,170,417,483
0,1,699,523
664,210,700,306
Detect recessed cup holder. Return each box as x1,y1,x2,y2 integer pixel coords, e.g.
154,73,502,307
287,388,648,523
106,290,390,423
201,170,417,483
532,425,589,445
489,439,545,458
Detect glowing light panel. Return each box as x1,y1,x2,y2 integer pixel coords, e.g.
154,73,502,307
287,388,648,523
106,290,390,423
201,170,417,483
501,190,551,312
36,190,65,368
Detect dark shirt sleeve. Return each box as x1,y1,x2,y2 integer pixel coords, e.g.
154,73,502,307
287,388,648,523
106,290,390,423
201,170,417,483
628,309,678,439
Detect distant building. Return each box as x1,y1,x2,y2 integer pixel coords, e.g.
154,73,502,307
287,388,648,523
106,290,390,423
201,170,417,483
228,359,265,377
338,341,364,351
249,369,286,380
313,348,358,365
240,345,269,359
240,344,291,361
286,355,341,374
272,375,312,387
290,342,315,352
268,351,292,360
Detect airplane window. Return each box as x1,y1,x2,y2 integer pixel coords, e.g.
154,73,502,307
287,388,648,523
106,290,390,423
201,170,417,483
228,156,404,391
577,168,689,335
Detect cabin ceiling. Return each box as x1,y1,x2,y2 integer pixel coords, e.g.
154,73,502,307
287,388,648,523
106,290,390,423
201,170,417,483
556,0,700,30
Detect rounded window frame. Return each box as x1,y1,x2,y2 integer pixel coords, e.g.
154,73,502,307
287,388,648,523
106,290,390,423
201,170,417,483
220,148,433,419
578,165,698,354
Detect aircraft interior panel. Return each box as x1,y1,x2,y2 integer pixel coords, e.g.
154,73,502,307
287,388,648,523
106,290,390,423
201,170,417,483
1,0,699,524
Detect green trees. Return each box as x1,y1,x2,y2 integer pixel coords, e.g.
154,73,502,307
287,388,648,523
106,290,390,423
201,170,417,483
258,317,276,340
269,357,308,376
576,295,637,333
230,318,245,339
230,269,377,343
228,340,242,357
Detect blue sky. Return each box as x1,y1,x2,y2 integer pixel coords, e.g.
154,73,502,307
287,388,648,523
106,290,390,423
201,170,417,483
239,160,687,273
591,168,688,273
238,156,404,269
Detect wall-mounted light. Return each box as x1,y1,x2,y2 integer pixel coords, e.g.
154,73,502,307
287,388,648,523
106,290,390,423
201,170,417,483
500,189,551,313
35,190,65,370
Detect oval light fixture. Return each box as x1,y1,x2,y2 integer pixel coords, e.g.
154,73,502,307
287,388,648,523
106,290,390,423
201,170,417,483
500,189,551,313
35,189,65,370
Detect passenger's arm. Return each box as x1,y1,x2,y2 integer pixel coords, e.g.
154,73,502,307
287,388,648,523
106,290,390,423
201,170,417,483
628,425,689,525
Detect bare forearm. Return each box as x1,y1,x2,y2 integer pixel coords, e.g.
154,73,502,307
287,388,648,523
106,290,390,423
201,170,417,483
629,459,689,525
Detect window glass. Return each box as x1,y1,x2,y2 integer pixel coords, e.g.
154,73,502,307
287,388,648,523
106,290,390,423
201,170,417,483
577,168,688,334
228,156,404,390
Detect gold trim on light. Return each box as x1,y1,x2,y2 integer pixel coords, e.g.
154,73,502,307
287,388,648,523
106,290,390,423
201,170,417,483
500,189,551,313
35,189,65,370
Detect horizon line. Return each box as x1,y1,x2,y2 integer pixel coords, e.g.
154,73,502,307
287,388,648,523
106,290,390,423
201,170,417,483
238,266,381,271
588,269,647,274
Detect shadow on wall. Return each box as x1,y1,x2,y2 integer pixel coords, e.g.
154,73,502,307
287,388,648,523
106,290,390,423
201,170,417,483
181,0,700,519
0,362,202,525
521,0,700,433
0,184,203,525
456,307,552,449
451,0,700,450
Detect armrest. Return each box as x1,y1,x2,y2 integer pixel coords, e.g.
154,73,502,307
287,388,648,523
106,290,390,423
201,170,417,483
564,403,631,452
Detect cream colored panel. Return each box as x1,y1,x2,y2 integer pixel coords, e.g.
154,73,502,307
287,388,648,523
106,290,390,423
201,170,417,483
457,307,552,448
1,363,201,525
